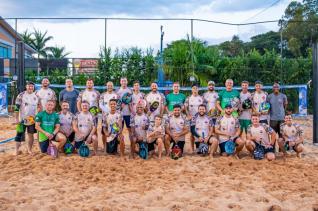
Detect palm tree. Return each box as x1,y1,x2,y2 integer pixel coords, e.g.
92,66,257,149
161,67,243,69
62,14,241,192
47,46,71,59
20,30,34,46
30,29,53,59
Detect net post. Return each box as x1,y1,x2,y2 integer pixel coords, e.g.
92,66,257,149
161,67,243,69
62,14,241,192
313,43,318,145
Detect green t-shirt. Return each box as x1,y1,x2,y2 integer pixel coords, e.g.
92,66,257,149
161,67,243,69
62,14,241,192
35,111,60,142
218,89,240,117
166,93,186,111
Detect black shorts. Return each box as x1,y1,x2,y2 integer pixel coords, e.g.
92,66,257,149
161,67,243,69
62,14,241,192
67,132,75,142
259,119,268,124
122,115,131,128
255,142,275,154
284,141,298,151
171,140,185,153
211,118,217,126
74,141,84,149
15,124,37,142
39,140,49,153
106,138,119,154
219,137,239,153
148,140,158,152
270,120,283,137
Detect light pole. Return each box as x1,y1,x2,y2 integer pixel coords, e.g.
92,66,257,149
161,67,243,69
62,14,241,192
158,25,165,87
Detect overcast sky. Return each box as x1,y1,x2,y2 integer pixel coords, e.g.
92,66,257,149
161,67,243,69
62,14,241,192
1,0,293,57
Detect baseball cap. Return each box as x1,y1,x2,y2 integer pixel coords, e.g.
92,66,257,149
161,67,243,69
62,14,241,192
208,81,215,86
224,104,232,109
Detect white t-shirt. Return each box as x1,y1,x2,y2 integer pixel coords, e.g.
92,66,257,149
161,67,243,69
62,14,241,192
166,114,189,141
185,95,205,117
59,111,74,137
74,112,96,141
15,91,40,121
131,91,145,114
252,91,268,121
36,87,56,110
239,91,252,120
130,113,149,140
116,87,133,116
145,91,165,121
247,123,274,147
203,91,219,117
191,114,213,142
77,89,100,108
99,92,119,114
215,115,240,143
280,123,303,142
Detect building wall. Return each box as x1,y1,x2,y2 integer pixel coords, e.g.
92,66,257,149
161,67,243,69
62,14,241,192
0,26,15,59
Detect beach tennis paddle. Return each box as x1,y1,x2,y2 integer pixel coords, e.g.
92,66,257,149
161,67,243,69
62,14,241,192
224,140,235,155
47,141,58,158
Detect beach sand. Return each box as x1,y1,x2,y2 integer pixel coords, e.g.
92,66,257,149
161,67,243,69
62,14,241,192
1,116,318,211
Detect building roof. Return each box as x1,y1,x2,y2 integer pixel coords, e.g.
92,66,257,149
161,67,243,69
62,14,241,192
0,16,37,54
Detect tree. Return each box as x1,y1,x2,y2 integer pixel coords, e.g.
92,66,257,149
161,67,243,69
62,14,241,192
30,29,53,59
281,0,318,57
20,30,34,46
47,46,71,59
219,35,245,57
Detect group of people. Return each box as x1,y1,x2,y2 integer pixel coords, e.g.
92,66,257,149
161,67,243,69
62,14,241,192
14,76,304,160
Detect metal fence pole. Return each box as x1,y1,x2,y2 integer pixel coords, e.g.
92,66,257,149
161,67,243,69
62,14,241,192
313,43,318,145
104,18,107,49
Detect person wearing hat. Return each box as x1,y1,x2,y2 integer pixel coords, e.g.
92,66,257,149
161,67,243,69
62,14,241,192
267,83,288,137
203,81,219,125
215,104,244,158
145,82,166,123
185,84,205,153
36,77,57,111
216,79,240,118
14,81,41,155
251,80,269,124
165,81,186,114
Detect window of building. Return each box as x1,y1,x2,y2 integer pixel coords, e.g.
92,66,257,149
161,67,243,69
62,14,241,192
0,44,12,58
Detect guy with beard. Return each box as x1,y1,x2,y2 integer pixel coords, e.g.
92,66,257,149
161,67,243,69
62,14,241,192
56,101,75,148
130,81,146,115
59,79,80,114
185,84,205,153
145,82,165,123
73,101,98,155
14,81,41,155
245,114,276,161
190,104,218,157
278,114,304,158
203,81,219,124
77,78,100,112
36,78,57,111
215,104,244,158
165,104,189,156
130,103,150,158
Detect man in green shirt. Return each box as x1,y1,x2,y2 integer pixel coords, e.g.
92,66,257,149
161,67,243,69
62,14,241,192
35,100,62,153
216,79,240,118
165,82,186,113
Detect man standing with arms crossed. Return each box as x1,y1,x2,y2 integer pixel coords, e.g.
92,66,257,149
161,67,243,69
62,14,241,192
59,79,80,114
165,82,186,114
